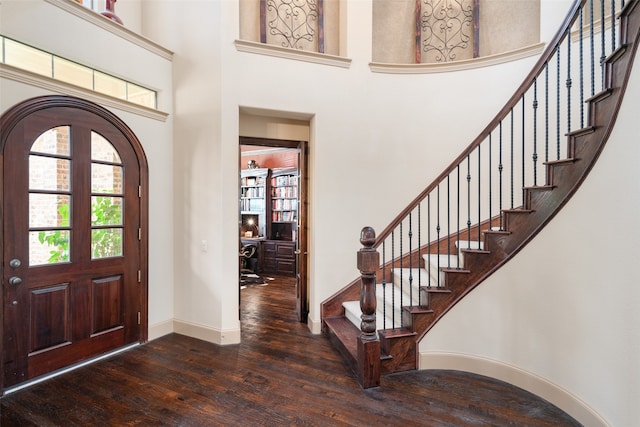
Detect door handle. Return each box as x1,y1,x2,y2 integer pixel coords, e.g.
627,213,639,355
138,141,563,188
9,258,21,268
9,276,22,286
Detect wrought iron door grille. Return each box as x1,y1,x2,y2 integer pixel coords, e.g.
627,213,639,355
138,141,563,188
420,0,475,62
262,0,325,53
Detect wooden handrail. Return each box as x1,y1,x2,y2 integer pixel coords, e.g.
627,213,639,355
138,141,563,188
374,0,587,248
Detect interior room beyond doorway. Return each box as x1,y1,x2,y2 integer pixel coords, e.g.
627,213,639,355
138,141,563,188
239,143,299,281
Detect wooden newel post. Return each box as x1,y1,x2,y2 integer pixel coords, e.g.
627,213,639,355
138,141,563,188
356,226,381,388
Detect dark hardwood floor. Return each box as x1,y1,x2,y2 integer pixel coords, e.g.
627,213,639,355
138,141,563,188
1,275,580,426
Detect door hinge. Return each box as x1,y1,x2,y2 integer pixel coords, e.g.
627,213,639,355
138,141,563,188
138,270,141,283
138,228,142,241
137,311,141,325
138,185,142,198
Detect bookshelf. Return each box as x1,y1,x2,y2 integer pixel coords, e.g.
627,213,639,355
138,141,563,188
239,166,298,276
240,168,268,238
270,167,298,241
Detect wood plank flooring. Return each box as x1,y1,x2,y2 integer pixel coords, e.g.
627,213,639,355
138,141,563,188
1,276,581,426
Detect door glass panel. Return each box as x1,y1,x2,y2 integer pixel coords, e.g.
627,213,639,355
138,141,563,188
91,132,121,163
31,126,71,156
30,194,71,228
91,228,123,259
29,127,72,266
92,164,123,194
29,156,71,191
29,230,71,266
92,196,123,226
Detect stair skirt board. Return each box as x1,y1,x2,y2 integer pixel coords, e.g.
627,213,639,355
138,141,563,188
419,351,609,427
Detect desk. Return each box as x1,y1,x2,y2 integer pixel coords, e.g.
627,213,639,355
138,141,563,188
262,240,296,276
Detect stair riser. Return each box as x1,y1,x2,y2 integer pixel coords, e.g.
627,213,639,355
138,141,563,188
379,335,416,374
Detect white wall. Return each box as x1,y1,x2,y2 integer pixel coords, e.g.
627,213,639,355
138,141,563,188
420,42,640,427
0,0,175,339
138,0,542,341
8,1,632,424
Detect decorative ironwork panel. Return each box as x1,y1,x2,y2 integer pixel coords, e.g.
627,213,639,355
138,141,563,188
264,0,324,52
421,0,474,62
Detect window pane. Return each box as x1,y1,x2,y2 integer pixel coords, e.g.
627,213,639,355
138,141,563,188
30,194,71,228
92,196,123,226
4,38,52,78
127,82,156,109
92,228,123,259
94,71,126,100
31,126,70,156
29,230,70,266
91,132,121,163
30,156,71,191
53,57,93,90
92,163,123,194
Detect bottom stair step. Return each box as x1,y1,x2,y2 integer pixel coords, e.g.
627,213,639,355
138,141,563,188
324,316,358,370
325,316,393,375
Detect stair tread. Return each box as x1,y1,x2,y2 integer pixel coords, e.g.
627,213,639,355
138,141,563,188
378,328,417,339
545,158,577,166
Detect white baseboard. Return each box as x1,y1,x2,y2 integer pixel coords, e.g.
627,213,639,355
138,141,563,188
173,319,241,345
308,316,322,335
148,319,174,341
419,351,610,427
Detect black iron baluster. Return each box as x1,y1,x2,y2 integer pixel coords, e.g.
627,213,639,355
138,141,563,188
590,0,595,97
545,62,550,169
499,121,504,230
612,0,616,52
418,202,422,305
447,175,451,269
427,194,432,289
580,8,585,129
399,220,404,328
510,108,514,209
382,241,387,330
521,94,526,205
567,28,572,136
391,229,395,328
467,155,472,253
557,44,561,160
457,166,461,268
533,78,539,186
477,144,481,245
437,184,441,286
488,133,493,231
408,212,414,307
601,0,606,90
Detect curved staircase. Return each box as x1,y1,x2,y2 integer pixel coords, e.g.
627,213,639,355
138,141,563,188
322,0,640,387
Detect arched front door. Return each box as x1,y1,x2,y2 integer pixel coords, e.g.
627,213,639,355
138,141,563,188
1,96,148,390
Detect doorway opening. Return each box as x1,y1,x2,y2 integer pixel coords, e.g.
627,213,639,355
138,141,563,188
239,136,308,323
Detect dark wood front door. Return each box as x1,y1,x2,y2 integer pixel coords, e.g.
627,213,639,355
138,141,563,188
2,97,146,390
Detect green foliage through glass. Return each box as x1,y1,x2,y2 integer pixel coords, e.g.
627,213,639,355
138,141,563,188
37,195,124,263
